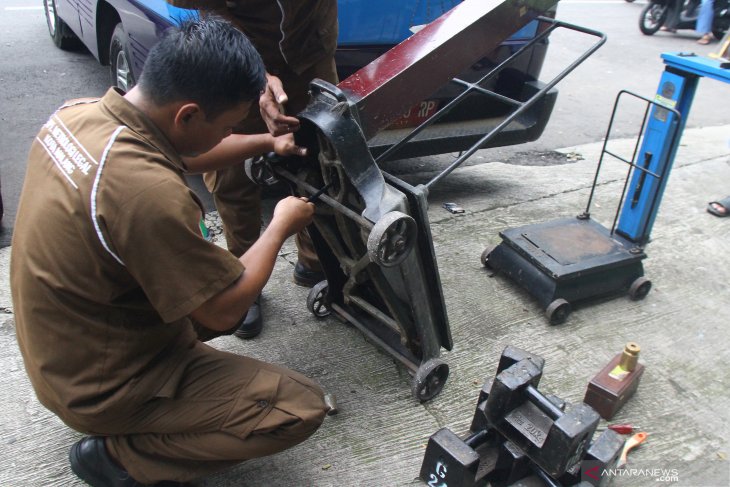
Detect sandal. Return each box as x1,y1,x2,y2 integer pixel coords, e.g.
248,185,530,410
707,196,730,217
697,34,713,45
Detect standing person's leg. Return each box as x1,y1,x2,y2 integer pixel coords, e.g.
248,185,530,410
70,341,327,484
697,0,715,43
661,0,682,32
277,56,339,286
204,164,264,260
205,55,339,339
201,100,270,338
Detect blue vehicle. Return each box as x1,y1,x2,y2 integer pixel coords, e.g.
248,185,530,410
43,0,558,157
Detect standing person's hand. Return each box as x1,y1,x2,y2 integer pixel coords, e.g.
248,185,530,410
273,133,307,157
260,73,301,136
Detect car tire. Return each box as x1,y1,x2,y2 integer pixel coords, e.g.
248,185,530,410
44,0,80,50
110,23,136,93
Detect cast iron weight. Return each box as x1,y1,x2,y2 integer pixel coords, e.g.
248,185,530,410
420,346,623,486
484,356,600,478
559,428,625,486
419,427,495,487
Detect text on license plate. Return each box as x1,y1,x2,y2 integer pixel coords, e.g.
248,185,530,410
388,100,440,129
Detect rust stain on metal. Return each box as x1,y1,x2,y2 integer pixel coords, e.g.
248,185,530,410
523,222,619,265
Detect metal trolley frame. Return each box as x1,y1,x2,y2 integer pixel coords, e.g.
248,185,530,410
248,2,605,401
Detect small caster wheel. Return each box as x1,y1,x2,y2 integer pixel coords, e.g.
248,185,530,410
546,298,571,325
306,280,331,318
367,211,417,267
480,245,496,269
411,358,449,402
629,276,652,300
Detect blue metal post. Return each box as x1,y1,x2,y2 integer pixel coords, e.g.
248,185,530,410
616,53,730,244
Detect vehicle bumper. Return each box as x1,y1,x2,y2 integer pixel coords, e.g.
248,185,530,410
368,80,558,160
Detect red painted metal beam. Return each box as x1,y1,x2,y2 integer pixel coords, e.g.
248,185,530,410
337,0,559,140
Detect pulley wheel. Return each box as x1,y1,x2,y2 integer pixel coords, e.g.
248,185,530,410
366,211,417,267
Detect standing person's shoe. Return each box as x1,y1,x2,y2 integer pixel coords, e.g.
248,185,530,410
234,294,263,339
69,436,149,486
293,261,326,287
698,33,713,44
707,197,730,217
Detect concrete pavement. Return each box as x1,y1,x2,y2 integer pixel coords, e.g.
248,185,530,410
1,125,729,486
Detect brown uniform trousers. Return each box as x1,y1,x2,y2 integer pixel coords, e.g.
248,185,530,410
65,333,326,483
205,38,339,268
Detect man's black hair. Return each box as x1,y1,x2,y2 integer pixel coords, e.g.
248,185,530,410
137,16,266,119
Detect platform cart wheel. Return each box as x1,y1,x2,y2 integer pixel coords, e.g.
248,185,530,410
367,211,417,267
480,245,496,269
628,276,652,300
411,358,450,402
546,298,571,325
306,280,331,318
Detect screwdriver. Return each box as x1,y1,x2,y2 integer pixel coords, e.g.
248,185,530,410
307,182,334,203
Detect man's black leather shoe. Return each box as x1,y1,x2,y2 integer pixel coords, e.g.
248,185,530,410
69,436,148,487
234,294,263,339
293,261,325,288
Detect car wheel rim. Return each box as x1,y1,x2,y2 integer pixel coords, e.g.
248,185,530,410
115,49,130,92
45,0,56,35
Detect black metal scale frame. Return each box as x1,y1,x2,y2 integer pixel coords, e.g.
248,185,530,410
250,5,605,401
482,90,682,325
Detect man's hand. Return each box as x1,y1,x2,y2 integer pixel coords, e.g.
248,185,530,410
270,196,315,238
192,196,314,331
273,133,307,157
260,73,301,136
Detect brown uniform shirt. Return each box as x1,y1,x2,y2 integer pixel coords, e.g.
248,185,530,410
10,88,243,419
167,0,338,75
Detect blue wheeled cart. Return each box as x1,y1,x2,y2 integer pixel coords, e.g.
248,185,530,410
483,52,730,325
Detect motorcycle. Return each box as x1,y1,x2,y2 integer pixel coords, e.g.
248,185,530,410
639,0,730,38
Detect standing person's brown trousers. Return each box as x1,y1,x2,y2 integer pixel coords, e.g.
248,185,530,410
205,54,338,269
